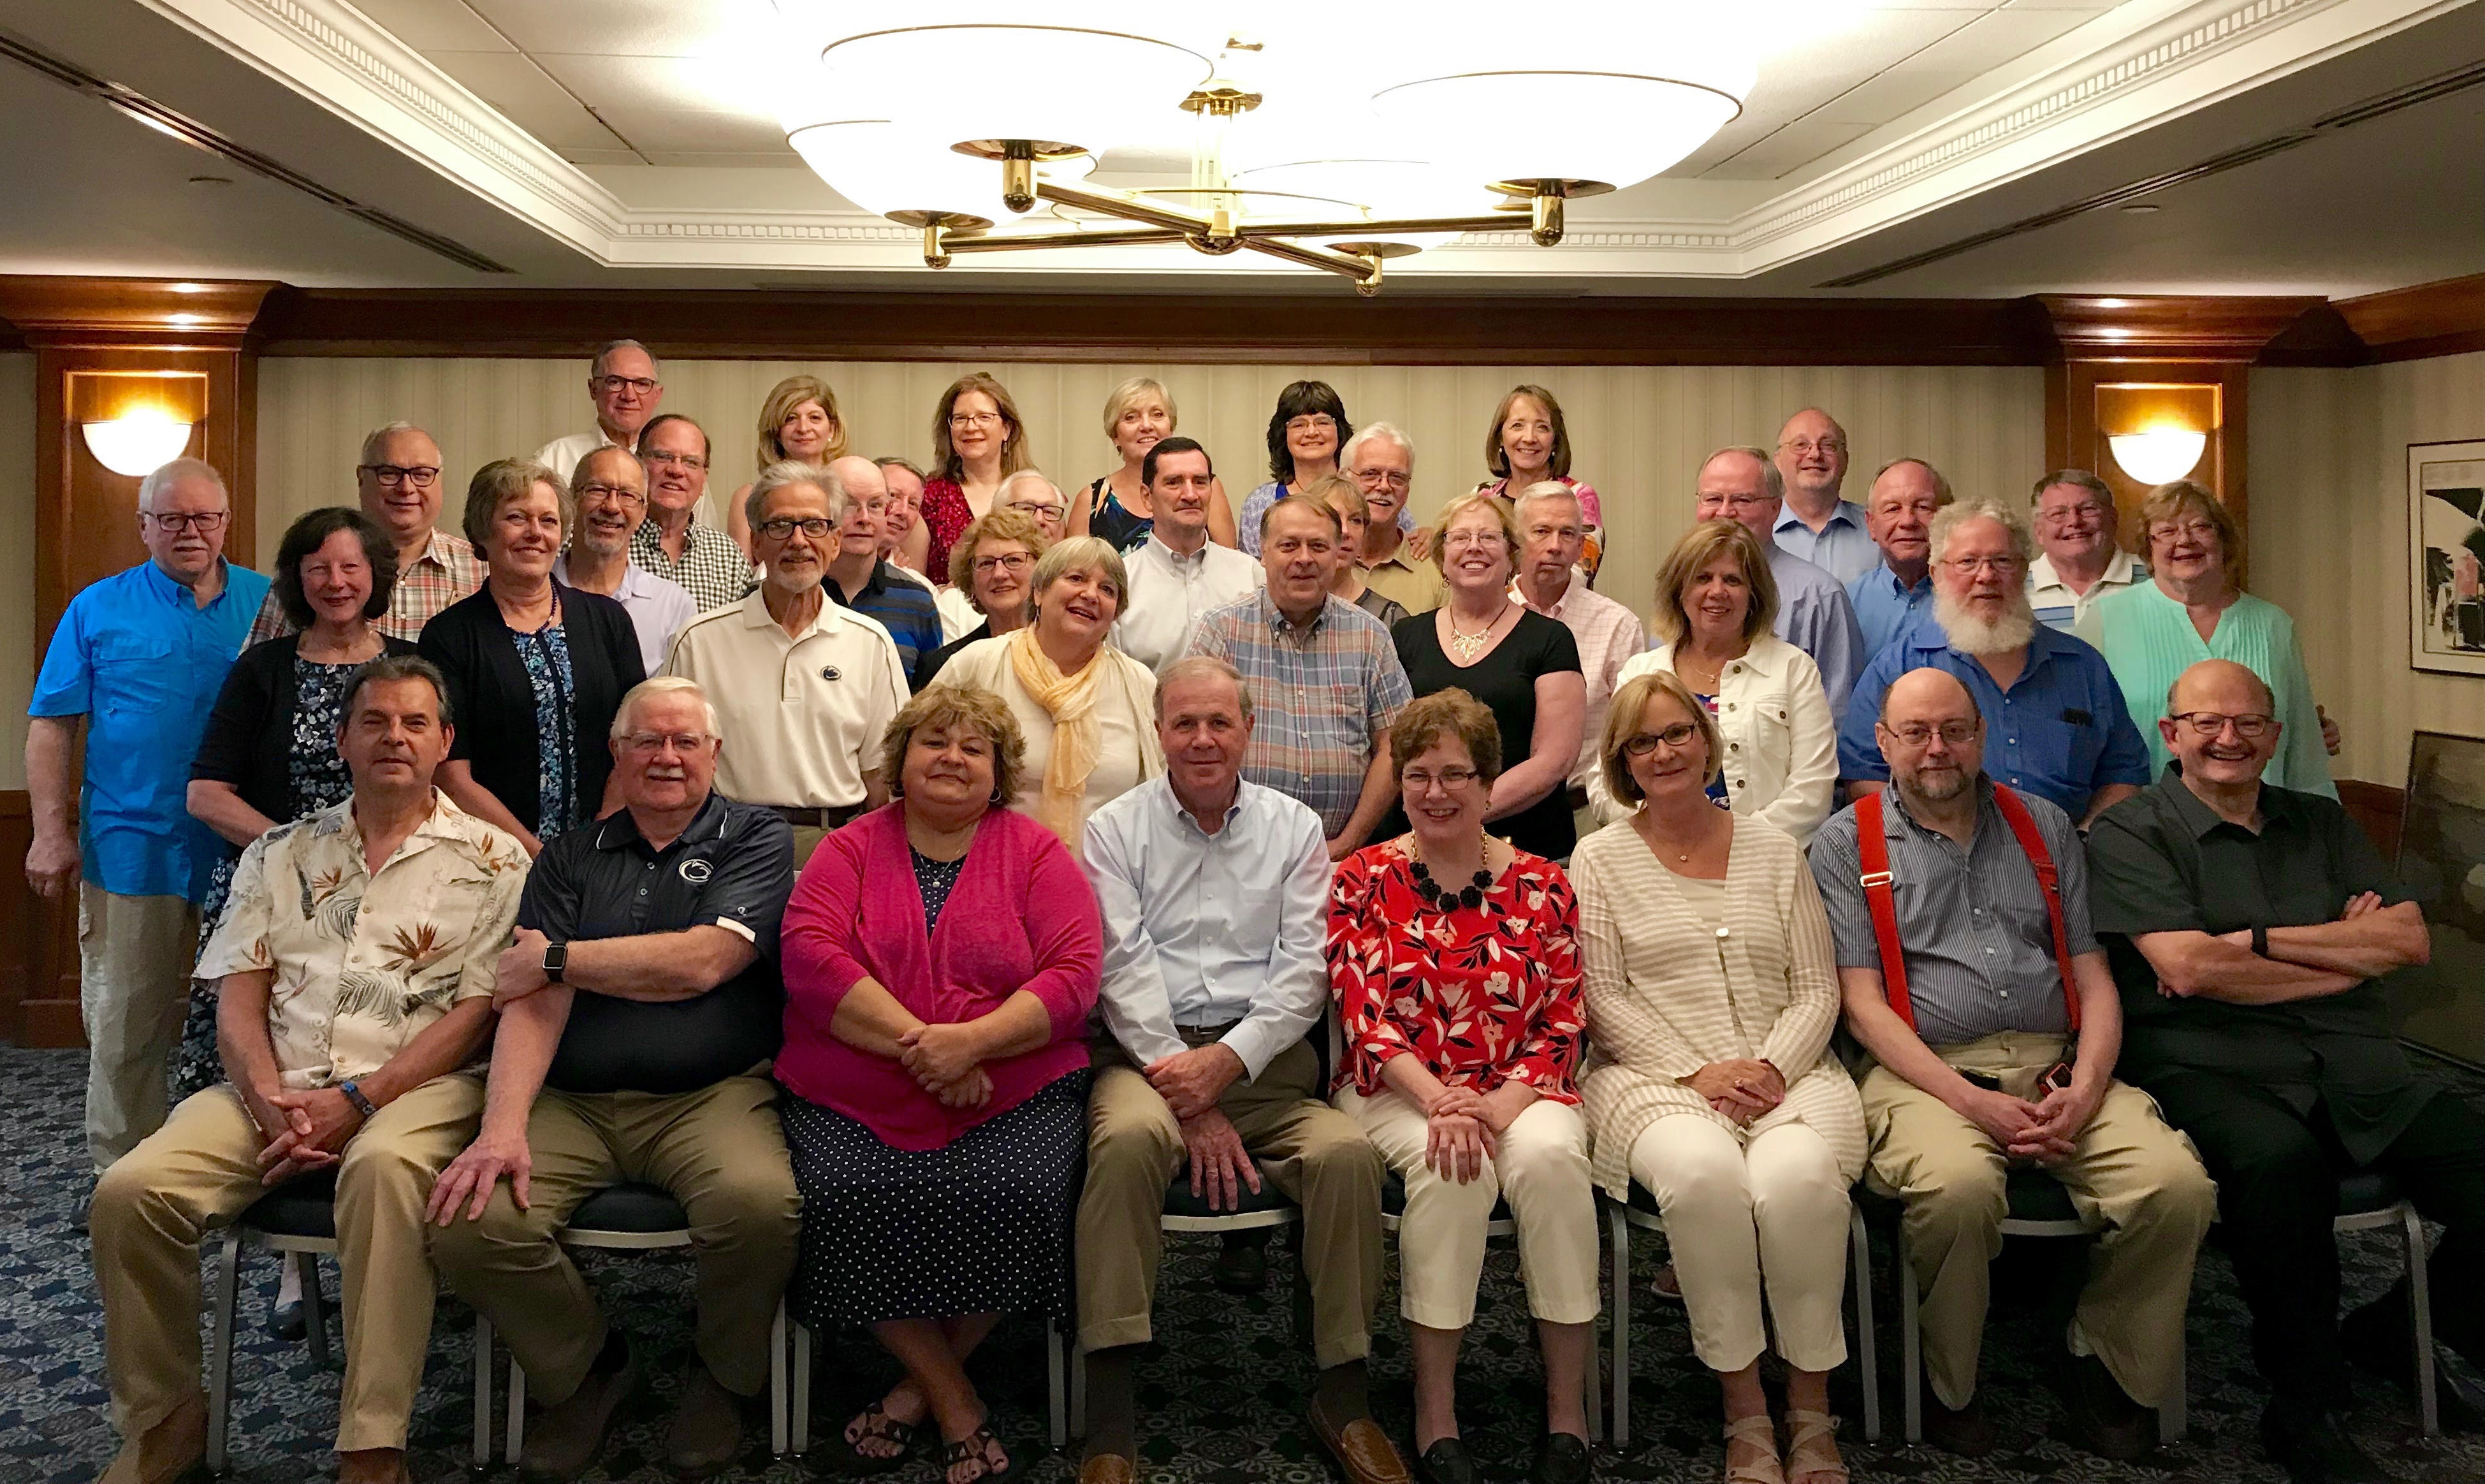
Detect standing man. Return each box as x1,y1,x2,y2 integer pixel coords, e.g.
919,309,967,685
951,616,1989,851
662,463,908,864
1811,669,2214,1460
1184,497,1411,861
2026,470,2146,633
875,455,935,581
1509,483,1644,807
1772,408,1876,585
1847,457,1953,658
1693,446,1867,717
429,678,799,1479
555,447,696,674
822,455,943,681
1075,656,1399,1484
27,458,273,1179
633,413,754,614
1344,424,1444,616
245,421,481,644
2088,658,2485,1484
1839,500,2152,828
534,339,664,484
1116,438,1263,673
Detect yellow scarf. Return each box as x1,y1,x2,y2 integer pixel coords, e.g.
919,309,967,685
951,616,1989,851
1007,625,1105,845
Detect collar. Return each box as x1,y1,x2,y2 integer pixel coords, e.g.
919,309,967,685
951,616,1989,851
735,586,840,639
1865,564,1933,597
1146,530,1214,568
2155,760,2301,840
2030,545,2142,591
1656,633,1790,678
592,791,727,854
1156,772,1248,836
328,787,472,864
1775,499,1863,535
138,555,234,607
1259,588,1334,637
553,553,645,598
1509,571,1581,617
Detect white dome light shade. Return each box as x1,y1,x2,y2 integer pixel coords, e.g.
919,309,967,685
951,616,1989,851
2109,430,2210,486
787,119,1091,224
82,410,194,478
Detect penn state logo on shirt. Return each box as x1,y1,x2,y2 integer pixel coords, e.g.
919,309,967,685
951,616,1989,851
679,857,713,885
820,665,842,682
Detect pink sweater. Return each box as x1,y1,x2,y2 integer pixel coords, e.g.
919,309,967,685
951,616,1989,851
778,803,1102,1151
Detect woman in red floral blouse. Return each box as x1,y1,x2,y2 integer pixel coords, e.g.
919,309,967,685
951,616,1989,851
1327,689,1598,1484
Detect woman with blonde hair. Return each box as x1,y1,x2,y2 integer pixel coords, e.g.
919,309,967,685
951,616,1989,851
1074,375,1237,551
1473,384,1605,581
1308,473,1408,629
715,374,847,552
920,372,1033,581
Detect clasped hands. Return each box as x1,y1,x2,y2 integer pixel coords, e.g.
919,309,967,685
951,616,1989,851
246,1084,363,1188
1954,1075,2103,1165
1147,1044,1257,1212
1420,1082,1534,1185
898,1021,994,1108
1679,1058,1785,1126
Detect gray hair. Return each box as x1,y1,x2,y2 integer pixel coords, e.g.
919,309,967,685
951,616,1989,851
1930,498,2034,566
1705,445,1786,503
571,445,646,495
1511,480,1584,523
1029,536,1130,623
1872,457,1953,506
611,676,722,741
137,457,227,513
745,459,844,534
358,421,433,466
340,653,454,729
1154,654,1255,726
996,469,1062,505
1341,421,1415,471
590,338,660,380
2032,468,2115,510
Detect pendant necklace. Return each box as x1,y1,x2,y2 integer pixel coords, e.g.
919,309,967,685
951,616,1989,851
1447,607,1503,662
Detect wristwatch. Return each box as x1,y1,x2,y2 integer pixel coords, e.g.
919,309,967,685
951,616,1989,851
336,1079,379,1119
543,941,567,984
2250,924,2270,959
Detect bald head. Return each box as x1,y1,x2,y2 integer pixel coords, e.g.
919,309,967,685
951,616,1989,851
827,455,888,562
1883,667,1976,727
2167,657,2274,719
1775,407,1850,513
827,456,885,505
1877,667,1985,805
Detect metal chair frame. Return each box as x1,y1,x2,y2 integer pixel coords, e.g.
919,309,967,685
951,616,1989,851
205,1226,332,1473
2334,1196,2437,1436
791,1318,1075,1455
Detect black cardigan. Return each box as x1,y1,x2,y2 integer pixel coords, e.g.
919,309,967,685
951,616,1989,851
192,633,422,822
418,582,644,836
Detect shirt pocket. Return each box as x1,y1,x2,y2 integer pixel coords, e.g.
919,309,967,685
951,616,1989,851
89,632,175,716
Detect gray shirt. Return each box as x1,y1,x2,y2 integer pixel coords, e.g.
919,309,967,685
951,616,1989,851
1807,779,2097,1047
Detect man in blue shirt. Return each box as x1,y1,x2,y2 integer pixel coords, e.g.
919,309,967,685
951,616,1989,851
1696,446,1867,716
822,456,942,683
1772,407,1878,585
1839,498,2150,828
26,458,272,1175
1847,456,1951,658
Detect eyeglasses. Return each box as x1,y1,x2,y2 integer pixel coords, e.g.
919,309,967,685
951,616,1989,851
2148,520,2222,544
1401,767,1480,793
1008,501,1067,523
360,463,440,488
641,449,708,471
1440,529,1506,550
576,483,646,508
1942,555,2023,575
972,552,1032,576
622,731,711,753
1285,416,1339,436
1622,723,1701,756
1352,469,1411,490
1779,437,1847,456
2039,502,2108,526
948,411,1002,429
592,375,659,396
1879,721,1980,747
142,509,230,534
755,517,835,541
2168,711,2273,739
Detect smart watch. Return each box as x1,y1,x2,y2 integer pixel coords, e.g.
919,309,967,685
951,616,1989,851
543,941,568,984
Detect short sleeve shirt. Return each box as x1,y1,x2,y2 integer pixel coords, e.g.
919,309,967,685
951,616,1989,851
1184,592,1412,839
522,794,797,1095
661,592,910,809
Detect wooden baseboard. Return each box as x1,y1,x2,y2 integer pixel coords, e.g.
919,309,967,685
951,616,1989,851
2337,778,2406,862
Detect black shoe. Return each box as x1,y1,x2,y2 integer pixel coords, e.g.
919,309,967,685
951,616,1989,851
1414,1438,1480,1484
2340,1302,2485,1434
2259,1402,2389,1484
2059,1354,2156,1460
1213,1234,1267,1295
268,1297,307,1344
1920,1394,1995,1457
1529,1431,1591,1484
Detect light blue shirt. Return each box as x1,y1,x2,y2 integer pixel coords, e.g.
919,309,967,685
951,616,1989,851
1767,544,1866,721
1774,500,1877,586
555,555,697,675
1081,775,1332,1080
30,558,273,901
1847,562,1936,661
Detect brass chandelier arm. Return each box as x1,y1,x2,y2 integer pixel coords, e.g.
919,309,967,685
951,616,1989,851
938,226,1195,254
1236,235,1375,282
1034,178,1218,235
1234,214,1520,240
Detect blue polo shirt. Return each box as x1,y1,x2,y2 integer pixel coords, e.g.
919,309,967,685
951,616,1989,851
1836,616,2152,819
1774,500,1877,586
828,559,944,687
1847,563,1935,660
30,558,272,901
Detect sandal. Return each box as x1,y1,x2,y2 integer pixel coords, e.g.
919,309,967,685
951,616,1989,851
1724,1413,1785,1484
839,1399,922,1475
1781,1409,1849,1484
942,1423,1017,1484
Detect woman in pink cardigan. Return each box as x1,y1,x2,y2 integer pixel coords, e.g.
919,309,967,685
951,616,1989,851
778,685,1102,1484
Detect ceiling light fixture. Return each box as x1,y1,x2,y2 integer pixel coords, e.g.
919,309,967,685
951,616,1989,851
81,407,196,478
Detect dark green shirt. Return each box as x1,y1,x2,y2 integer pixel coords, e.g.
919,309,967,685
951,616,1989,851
2086,764,2431,1161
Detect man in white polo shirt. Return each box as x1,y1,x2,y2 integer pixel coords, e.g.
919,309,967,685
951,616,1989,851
1116,437,1262,673
534,340,664,484
662,461,908,863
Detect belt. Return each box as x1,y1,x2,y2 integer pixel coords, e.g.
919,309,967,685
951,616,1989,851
1177,1020,1244,1047
768,803,865,828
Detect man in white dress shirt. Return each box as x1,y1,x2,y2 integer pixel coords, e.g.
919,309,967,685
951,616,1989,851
553,447,696,674
1074,655,1395,1484
533,340,664,483
1114,438,1262,673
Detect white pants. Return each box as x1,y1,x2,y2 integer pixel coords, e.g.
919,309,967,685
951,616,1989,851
79,883,199,1173
1337,1085,1601,1330
1629,1114,1851,1374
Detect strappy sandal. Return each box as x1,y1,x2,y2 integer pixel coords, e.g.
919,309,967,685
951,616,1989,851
1724,1413,1785,1484
838,1399,922,1476
942,1424,1017,1484
1781,1409,1849,1484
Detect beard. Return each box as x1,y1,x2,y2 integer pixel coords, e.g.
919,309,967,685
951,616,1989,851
1934,589,2036,656
1897,760,1974,805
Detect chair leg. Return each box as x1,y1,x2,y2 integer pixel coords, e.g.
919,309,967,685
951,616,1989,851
1605,1201,1631,1448
2407,1203,2438,1437
771,1300,790,1457
792,1323,812,1455
1849,1205,1880,1444
1898,1229,1922,1446
296,1253,329,1369
471,1313,494,1467
1047,1316,1069,1451
2159,1315,2186,1446
206,1232,241,1474
1071,1342,1088,1441
506,1355,527,1465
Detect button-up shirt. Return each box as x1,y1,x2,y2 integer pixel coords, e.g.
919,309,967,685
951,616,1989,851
1809,779,2097,1048
2087,766,2430,1162
2027,547,2146,633
827,558,945,682
1512,574,1647,788
1774,499,1877,586
1082,776,1330,1080
1767,545,1866,719
661,591,910,808
1114,532,1263,673
1846,562,1935,660
1837,618,2153,820
631,514,754,616
31,558,273,900
1183,592,1413,839
246,527,482,648
194,790,527,1088
554,555,697,675
534,427,630,486
1358,544,1447,617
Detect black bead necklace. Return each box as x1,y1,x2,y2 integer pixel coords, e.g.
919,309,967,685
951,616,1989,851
1410,857,1494,912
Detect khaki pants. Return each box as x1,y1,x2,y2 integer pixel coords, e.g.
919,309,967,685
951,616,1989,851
1859,1031,2216,1411
90,1076,485,1453
1077,1038,1383,1369
428,1073,799,1402
79,883,198,1172
1336,1086,1601,1330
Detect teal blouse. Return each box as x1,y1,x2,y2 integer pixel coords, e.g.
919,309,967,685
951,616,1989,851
2078,581,2335,798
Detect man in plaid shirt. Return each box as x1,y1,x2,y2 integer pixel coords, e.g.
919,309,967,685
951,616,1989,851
244,421,481,645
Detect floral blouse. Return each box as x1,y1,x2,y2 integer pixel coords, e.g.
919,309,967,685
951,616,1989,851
1326,840,1585,1103
510,622,579,835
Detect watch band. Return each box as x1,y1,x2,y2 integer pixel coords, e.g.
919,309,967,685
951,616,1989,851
337,1079,379,1119
2251,923,2270,959
543,941,567,984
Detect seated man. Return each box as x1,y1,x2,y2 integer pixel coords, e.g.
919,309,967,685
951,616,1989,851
2088,658,2483,1484
1808,668,2213,1461
91,655,523,1484
428,676,799,1479
1075,655,1399,1484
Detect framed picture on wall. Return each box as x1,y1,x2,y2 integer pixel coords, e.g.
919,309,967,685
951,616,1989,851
2391,729,2485,1068
2409,439,2485,675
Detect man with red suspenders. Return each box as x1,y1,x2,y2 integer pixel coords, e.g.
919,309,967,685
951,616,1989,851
1808,669,2213,1461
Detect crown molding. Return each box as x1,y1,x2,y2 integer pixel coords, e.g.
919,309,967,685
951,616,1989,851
2333,271,2485,361
2040,293,2329,361
0,275,277,350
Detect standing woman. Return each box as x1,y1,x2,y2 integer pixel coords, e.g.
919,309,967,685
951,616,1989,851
1238,380,1350,556
915,509,1051,690
1074,375,1237,551
1588,521,1837,843
1391,493,1585,861
717,374,847,553
1308,474,1408,629
2078,479,2335,797
920,373,1033,581
1474,385,1605,583
420,458,645,856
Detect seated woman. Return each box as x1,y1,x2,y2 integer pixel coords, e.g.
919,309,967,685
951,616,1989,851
929,537,1162,850
1571,670,1865,1484
1327,690,1596,1484
778,686,1103,1484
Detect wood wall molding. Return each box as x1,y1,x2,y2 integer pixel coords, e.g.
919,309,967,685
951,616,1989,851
2037,295,2329,362
2337,778,2406,863
0,276,277,352
2334,272,2485,363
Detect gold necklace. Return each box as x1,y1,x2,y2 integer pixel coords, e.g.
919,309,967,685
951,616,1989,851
1447,606,1505,661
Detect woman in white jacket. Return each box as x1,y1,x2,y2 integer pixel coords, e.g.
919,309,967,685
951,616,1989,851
1587,520,1837,843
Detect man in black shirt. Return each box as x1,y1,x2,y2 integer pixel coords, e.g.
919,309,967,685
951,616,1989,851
2088,659,2485,1484
428,676,798,1479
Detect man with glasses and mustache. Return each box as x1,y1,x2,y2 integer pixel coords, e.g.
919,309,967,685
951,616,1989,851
555,447,696,673
534,338,665,484
632,413,754,613
2025,470,2146,634
2088,658,2485,1484
1838,500,2151,830
29,458,273,1189
1343,423,1443,616
246,421,481,644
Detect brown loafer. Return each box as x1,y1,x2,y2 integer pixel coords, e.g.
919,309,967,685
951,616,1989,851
1309,1397,1412,1484
1077,1453,1137,1484
666,1366,747,1476
1920,1395,1995,1458
99,1393,207,1484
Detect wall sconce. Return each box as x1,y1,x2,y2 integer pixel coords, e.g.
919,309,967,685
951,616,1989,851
69,370,208,478
2108,428,2209,486
81,407,199,477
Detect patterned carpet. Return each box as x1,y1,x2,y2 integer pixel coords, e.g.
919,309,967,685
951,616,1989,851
6,1044,2483,1483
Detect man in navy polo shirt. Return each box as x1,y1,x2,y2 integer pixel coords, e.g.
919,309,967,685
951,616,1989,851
824,455,942,683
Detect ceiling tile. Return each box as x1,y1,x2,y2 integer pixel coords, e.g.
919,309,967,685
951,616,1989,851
349,0,511,51
1895,7,2102,81
1713,121,1881,180
528,52,776,122
1813,66,1986,125
463,0,740,57
426,50,625,154
639,151,808,168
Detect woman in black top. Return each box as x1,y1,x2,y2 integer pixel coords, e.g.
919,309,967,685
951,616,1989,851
1391,492,1585,859
420,458,643,855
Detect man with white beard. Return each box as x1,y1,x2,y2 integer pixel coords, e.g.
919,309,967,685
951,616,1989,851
1837,499,2149,828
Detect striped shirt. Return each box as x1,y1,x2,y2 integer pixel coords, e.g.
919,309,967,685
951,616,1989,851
632,516,754,615
1183,592,1412,839
245,527,481,647
2027,548,2146,633
829,559,944,683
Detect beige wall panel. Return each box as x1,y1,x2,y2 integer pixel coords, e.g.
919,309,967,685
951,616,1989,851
0,353,35,792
